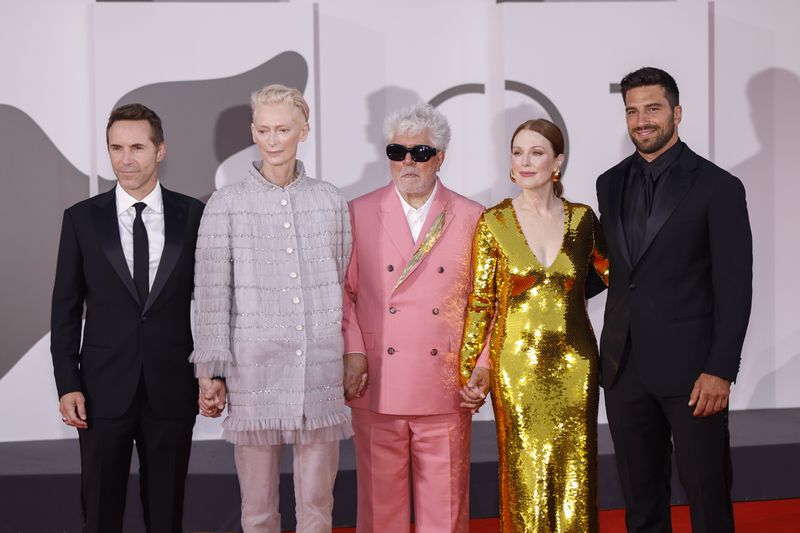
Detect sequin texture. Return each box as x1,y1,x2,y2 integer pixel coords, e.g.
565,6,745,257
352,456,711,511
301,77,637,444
460,198,609,532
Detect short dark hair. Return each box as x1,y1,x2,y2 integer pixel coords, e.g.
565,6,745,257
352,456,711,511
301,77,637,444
620,67,680,109
106,103,164,146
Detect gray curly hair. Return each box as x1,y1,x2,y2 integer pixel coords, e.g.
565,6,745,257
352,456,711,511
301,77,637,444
383,103,451,151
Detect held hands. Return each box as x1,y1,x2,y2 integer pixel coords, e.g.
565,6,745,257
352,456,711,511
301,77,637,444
688,372,731,417
198,377,227,418
59,391,88,429
460,366,491,414
343,353,368,401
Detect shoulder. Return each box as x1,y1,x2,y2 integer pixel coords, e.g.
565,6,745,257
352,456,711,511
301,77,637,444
67,190,113,214
442,185,484,216
349,183,390,211
162,187,204,210
682,146,746,194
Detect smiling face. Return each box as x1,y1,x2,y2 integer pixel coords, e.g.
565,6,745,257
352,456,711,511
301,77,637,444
624,84,682,160
251,103,309,168
107,119,165,200
389,131,444,205
510,129,563,192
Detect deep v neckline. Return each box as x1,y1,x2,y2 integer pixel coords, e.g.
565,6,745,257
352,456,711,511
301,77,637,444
508,197,568,271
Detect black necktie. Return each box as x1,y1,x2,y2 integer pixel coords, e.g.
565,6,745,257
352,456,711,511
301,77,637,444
643,168,655,217
626,167,653,260
133,202,149,305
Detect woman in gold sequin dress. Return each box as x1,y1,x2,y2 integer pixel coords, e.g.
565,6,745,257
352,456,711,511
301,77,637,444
459,119,609,532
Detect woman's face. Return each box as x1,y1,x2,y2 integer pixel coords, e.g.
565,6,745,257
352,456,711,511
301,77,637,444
510,129,563,191
251,103,308,168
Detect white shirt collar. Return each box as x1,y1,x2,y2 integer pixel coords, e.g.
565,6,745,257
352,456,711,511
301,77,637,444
395,179,438,217
115,182,163,216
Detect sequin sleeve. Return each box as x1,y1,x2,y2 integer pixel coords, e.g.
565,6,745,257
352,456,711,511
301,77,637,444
586,209,610,297
459,213,498,384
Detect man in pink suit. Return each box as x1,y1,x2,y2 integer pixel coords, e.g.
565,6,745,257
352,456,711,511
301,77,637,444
342,103,485,533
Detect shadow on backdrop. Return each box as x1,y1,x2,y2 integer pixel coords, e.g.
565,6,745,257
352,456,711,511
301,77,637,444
102,51,309,201
343,86,421,201
0,105,88,379
732,68,800,407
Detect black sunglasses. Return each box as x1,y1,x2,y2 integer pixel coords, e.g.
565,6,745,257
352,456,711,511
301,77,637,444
386,144,438,163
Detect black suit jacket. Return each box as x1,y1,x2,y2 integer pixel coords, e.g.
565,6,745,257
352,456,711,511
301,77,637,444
596,145,752,395
51,187,204,419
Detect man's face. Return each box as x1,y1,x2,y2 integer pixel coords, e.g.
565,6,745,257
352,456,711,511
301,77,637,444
107,120,164,198
389,131,444,201
624,84,682,159
251,103,309,168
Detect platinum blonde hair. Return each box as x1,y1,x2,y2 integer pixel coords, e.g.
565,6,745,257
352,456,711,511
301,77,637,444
383,103,451,151
250,84,310,124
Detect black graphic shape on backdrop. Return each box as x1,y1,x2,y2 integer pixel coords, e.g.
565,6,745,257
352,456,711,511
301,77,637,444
108,51,309,201
429,80,570,174
0,105,88,379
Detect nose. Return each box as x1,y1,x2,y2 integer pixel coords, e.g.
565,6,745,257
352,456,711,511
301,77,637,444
402,152,415,166
121,149,135,165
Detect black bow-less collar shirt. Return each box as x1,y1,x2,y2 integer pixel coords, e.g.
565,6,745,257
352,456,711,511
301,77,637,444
622,139,685,260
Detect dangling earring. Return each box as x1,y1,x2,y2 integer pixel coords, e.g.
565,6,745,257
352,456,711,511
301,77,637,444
509,170,517,183
552,169,561,182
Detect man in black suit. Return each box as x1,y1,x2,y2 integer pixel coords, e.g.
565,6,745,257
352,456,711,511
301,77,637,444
596,67,752,533
51,103,205,532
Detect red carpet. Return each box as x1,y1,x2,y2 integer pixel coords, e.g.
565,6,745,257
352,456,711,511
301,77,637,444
318,499,800,532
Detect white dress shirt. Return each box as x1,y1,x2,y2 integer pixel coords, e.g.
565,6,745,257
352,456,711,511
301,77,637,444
396,180,438,242
115,183,165,290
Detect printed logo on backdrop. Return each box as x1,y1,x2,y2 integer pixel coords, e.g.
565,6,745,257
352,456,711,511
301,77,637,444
0,105,88,379
429,80,570,173
104,51,309,201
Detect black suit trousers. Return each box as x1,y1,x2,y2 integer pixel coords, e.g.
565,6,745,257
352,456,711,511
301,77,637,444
78,374,195,533
604,352,734,533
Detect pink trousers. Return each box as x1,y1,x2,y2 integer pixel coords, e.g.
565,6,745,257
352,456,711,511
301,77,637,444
234,441,340,533
351,409,471,533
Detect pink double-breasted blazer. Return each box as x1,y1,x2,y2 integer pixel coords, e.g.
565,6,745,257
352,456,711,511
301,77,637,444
343,181,484,415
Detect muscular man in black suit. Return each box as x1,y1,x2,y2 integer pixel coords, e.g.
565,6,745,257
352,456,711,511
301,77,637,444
51,103,205,532
596,67,752,533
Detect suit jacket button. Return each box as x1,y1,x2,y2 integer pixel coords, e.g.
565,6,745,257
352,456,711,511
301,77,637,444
430,348,438,356
432,308,439,315
629,283,636,290
387,347,396,355
438,266,445,273
389,306,397,314
141,315,148,323
387,264,394,272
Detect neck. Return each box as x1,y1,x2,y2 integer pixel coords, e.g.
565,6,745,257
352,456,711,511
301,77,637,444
639,135,679,163
516,185,559,215
400,184,436,209
124,179,157,201
260,159,296,187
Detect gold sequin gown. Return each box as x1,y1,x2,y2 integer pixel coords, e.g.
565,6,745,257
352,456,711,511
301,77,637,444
460,198,609,532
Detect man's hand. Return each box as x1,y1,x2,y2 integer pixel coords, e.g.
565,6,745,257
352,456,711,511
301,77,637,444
59,391,88,429
688,373,731,417
198,378,227,418
460,367,491,414
343,353,368,401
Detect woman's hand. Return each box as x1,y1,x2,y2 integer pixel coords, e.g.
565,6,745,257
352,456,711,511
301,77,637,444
460,366,491,414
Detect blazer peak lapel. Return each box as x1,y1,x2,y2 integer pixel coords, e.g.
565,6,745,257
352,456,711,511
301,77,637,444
635,157,696,266
143,190,187,314
378,186,415,262
93,191,142,307
608,163,633,269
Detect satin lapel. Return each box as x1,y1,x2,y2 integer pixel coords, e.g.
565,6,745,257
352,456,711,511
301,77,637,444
92,190,141,307
608,162,633,269
143,189,186,314
635,154,697,267
377,185,415,262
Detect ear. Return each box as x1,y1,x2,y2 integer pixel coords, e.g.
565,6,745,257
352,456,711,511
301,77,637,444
673,104,682,126
251,122,258,144
156,142,166,162
555,153,565,170
436,149,446,171
298,122,310,142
